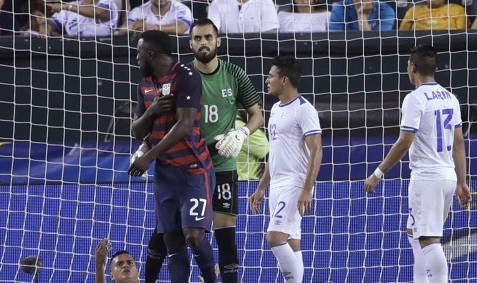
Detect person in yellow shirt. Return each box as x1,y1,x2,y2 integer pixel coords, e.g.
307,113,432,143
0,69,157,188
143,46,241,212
236,109,269,181
400,0,466,30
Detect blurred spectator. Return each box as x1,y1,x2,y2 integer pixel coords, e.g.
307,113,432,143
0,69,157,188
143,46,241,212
45,0,118,37
329,0,395,31
278,0,331,33
208,0,279,34
0,0,20,35
236,109,269,181
19,1,49,37
117,0,192,36
400,0,466,30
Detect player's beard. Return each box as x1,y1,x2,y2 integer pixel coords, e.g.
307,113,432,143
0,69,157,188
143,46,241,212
141,61,155,78
193,46,217,64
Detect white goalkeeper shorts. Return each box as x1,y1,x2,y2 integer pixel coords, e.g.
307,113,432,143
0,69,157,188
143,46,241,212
407,179,456,238
267,185,302,240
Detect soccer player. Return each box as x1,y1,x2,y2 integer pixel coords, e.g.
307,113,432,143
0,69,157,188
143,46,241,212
95,239,139,283
249,56,323,283
128,30,217,283
364,44,472,283
141,18,264,283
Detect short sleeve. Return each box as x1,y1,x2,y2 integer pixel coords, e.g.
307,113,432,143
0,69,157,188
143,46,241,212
400,93,424,132
175,69,202,109
229,64,259,109
176,4,193,29
296,99,322,137
51,11,68,30
453,97,463,128
127,7,140,22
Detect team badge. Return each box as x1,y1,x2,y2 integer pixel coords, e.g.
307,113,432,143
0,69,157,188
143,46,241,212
162,83,171,96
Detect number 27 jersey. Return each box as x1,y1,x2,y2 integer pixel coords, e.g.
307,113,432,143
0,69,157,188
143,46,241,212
400,82,462,180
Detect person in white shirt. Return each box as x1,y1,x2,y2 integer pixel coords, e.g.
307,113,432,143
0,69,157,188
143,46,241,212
117,0,192,35
46,0,118,37
278,0,330,33
364,44,472,283
249,56,323,283
208,0,279,34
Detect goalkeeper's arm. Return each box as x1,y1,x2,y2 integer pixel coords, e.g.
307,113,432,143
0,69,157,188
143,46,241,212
215,103,264,158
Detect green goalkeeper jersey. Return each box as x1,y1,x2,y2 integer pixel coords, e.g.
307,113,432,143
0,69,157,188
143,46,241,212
190,59,260,172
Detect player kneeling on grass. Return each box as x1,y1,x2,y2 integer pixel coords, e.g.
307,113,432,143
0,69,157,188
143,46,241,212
249,55,323,283
95,238,139,283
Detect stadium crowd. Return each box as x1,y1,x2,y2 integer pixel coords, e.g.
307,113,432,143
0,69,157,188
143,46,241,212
1,0,477,36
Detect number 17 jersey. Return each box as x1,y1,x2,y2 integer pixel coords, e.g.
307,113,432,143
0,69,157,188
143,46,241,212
400,82,462,180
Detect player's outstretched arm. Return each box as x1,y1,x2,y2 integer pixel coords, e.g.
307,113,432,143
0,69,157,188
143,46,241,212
95,239,111,283
249,162,270,214
364,131,414,193
453,127,472,208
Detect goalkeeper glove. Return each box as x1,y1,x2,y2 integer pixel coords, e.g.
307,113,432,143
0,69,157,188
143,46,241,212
214,126,250,158
131,145,149,179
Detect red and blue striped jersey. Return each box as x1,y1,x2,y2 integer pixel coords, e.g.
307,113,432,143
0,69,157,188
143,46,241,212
135,62,212,172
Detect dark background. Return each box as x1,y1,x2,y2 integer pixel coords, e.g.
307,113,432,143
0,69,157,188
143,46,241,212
1,31,476,143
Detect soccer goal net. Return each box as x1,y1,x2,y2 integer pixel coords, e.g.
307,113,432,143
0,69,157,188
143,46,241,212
0,1,476,282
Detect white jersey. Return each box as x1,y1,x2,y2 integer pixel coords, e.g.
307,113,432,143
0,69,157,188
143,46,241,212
278,11,330,33
208,0,279,34
400,82,462,180
127,1,192,34
268,96,321,188
51,0,118,37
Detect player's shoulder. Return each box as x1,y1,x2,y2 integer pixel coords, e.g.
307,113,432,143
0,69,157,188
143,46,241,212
293,95,315,109
220,59,247,77
174,62,200,79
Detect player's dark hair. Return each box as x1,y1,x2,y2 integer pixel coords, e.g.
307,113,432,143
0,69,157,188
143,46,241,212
409,44,437,76
190,18,219,37
272,55,301,88
139,30,172,56
111,250,132,264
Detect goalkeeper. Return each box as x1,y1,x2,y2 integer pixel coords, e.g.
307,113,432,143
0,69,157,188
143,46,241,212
134,18,263,283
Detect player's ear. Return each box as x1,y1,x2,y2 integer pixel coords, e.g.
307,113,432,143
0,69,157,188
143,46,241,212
217,37,221,48
189,39,193,50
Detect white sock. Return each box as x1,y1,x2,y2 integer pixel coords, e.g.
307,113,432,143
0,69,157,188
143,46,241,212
408,235,429,283
422,243,448,283
271,243,302,283
294,250,304,283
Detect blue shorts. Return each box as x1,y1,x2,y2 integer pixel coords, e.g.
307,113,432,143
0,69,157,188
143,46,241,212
153,164,215,233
